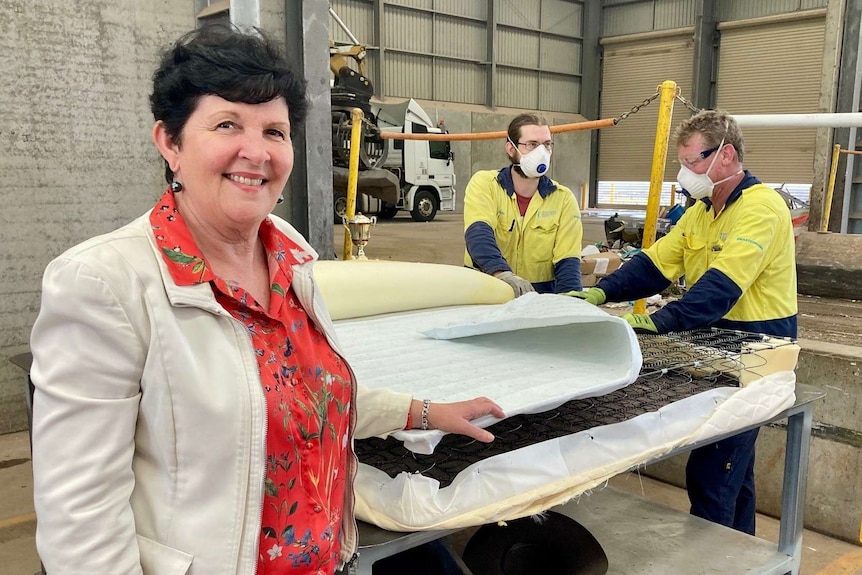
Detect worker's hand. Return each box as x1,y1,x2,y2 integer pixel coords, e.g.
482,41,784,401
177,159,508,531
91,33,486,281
563,287,606,306
421,398,506,443
622,313,658,334
495,271,535,297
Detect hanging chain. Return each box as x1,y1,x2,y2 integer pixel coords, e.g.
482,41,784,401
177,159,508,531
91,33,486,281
616,90,660,123
616,86,703,123
675,89,701,115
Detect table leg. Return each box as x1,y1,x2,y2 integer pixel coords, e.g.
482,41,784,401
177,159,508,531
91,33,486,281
777,404,814,575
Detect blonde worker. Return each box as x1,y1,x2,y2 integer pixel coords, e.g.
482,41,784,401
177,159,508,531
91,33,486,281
572,109,797,536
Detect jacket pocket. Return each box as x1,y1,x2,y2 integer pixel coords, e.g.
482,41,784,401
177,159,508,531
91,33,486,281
137,534,194,575
528,220,559,264
682,233,708,279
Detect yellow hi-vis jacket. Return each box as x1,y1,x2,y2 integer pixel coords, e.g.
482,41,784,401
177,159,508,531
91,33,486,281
464,168,583,293
598,172,797,337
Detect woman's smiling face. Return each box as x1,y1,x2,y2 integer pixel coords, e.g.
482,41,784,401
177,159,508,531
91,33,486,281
157,94,294,235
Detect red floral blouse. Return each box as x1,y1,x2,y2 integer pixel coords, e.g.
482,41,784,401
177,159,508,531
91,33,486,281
150,191,353,575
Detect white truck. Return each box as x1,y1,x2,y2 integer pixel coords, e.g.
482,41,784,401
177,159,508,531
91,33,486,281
333,99,456,223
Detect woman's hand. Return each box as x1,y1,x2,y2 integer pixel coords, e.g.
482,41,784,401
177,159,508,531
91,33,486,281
409,397,505,443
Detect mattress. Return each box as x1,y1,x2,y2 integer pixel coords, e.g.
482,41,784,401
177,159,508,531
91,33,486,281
333,292,642,454
332,296,798,532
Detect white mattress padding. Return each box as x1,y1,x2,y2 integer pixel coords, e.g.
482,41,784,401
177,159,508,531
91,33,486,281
354,371,797,531
334,293,643,454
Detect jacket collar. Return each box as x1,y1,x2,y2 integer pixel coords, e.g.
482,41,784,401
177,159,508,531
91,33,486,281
701,170,760,210
140,212,319,313
497,166,557,199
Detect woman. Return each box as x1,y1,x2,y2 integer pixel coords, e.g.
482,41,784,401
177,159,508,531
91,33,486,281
30,24,504,575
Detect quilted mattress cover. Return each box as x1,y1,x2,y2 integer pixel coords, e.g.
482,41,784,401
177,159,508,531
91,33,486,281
333,295,797,532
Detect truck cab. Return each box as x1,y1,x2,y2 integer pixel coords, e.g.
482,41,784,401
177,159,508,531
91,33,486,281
333,99,456,223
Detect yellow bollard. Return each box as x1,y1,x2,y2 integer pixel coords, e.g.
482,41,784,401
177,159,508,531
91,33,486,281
342,108,364,260
581,183,588,209
821,143,841,233
670,183,676,206
634,80,676,315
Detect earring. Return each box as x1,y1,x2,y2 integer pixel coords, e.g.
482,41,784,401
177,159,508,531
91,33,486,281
170,181,183,193
276,194,284,204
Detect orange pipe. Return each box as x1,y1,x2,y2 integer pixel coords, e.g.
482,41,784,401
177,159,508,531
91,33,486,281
378,117,617,140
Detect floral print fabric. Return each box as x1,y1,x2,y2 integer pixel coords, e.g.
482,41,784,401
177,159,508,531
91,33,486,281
151,191,352,575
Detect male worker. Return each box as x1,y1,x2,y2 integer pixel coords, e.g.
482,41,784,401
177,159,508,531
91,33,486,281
464,113,583,296
572,109,797,535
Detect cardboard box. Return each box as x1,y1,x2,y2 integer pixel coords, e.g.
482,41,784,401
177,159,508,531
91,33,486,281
581,273,598,287
582,251,623,277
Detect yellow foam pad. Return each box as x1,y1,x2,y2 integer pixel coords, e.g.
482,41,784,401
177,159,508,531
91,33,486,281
313,260,515,320
738,339,800,386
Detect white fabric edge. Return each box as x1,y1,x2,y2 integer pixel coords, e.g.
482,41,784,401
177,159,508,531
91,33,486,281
354,371,797,531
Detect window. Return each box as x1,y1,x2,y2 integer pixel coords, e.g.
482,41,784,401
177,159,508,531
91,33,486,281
429,140,451,161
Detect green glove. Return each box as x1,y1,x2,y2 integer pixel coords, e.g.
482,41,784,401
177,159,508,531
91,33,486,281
563,287,606,306
622,313,658,334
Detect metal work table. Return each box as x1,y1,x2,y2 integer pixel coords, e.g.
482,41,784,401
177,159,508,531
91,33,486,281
10,351,821,575
352,384,823,575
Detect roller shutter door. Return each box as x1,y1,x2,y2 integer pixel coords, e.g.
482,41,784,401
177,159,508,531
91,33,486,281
716,15,825,184
599,32,694,183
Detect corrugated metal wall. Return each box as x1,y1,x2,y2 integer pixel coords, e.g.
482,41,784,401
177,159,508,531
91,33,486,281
329,0,583,113
601,0,827,38
716,15,826,183
494,0,583,112
715,0,827,20
598,32,694,182
330,0,374,44
597,0,828,194
603,0,698,37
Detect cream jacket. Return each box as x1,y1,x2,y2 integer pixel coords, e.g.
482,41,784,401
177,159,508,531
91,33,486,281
30,212,412,575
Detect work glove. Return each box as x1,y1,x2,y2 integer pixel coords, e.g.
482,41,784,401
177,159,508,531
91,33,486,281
495,271,535,297
622,313,658,334
564,287,606,306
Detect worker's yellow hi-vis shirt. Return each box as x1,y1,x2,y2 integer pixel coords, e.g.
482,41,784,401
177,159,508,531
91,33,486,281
645,181,797,325
597,172,797,337
464,168,583,293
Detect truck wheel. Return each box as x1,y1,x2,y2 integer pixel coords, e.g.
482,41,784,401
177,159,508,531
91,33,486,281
334,192,347,224
410,190,438,222
378,204,398,220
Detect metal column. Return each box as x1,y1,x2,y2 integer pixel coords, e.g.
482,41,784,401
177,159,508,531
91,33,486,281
281,0,335,256
690,0,716,110
840,6,862,233
486,0,498,110
582,0,602,208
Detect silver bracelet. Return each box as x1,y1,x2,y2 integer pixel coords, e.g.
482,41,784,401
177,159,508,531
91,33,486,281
421,399,431,431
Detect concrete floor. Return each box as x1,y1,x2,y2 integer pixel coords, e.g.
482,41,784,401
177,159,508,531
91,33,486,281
4,212,860,574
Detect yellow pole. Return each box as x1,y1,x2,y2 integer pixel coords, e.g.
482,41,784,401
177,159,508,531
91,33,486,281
634,79,676,315
670,183,676,206
581,183,588,209
342,108,364,260
821,143,841,233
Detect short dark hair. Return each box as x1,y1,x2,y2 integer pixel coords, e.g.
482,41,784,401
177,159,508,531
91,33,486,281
149,24,308,183
507,113,549,144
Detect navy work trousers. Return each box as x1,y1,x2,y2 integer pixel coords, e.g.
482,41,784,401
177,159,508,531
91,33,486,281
685,428,760,535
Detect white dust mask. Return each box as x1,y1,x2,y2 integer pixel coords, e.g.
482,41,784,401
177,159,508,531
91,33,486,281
676,140,740,200
510,139,551,178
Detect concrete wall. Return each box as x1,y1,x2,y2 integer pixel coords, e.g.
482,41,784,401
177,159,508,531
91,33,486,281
643,341,862,544
0,1,196,434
